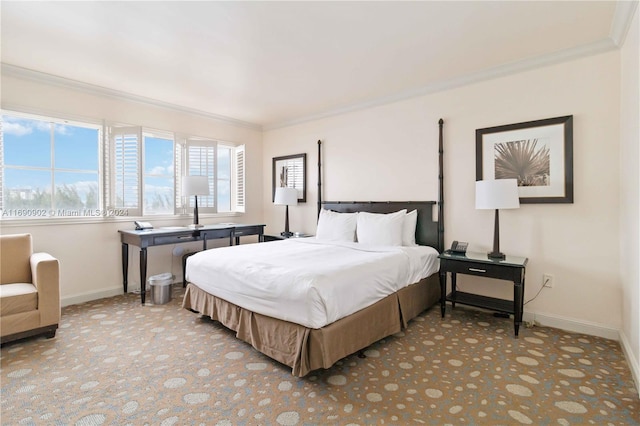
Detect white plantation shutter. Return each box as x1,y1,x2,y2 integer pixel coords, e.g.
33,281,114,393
174,137,185,214
234,145,245,212
110,127,142,216
186,140,216,213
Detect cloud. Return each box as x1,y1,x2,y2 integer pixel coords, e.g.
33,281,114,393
53,124,71,135
3,122,33,136
147,165,175,175
3,117,72,137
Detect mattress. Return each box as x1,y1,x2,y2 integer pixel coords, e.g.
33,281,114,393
185,238,439,329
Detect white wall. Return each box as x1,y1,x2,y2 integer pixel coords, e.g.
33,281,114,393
263,51,623,337
1,74,264,305
619,5,640,392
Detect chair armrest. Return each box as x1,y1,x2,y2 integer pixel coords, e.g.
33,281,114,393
30,252,61,325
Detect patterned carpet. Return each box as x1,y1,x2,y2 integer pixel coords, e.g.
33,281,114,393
1,285,638,425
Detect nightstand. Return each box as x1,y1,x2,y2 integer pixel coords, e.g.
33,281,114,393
439,250,528,337
263,233,312,242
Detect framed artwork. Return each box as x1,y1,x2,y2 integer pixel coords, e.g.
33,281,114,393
272,153,306,203
476,115,573,204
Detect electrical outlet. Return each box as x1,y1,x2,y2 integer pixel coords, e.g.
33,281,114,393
543,273,554,288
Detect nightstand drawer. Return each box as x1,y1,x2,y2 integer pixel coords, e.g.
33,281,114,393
440,259,522,282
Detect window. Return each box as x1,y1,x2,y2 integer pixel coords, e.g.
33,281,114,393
1,110,245,220
217,145,231,212
1,113,101,218
177,139,245,215
143,133,174,215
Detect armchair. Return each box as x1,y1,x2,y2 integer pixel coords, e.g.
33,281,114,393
1,233,60,344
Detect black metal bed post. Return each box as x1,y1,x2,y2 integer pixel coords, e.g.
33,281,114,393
438,119,444,253
317,140,322,219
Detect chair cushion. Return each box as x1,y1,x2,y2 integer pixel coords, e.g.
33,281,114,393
0,283,38,316
1,234,33,284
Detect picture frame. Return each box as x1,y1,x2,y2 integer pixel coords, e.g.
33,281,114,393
476,115,573,204
272,153,306,203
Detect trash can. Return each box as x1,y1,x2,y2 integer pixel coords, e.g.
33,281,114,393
148,273,174,305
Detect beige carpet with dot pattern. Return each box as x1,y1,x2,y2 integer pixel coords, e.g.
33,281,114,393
1,285,638,425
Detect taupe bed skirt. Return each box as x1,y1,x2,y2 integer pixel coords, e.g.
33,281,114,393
182,273,441,377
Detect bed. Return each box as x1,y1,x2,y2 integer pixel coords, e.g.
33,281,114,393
182,119,445,377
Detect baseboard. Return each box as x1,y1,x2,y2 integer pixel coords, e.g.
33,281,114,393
522,311,619,340
61,287,122,307
618,330,640,396
61,282,182,307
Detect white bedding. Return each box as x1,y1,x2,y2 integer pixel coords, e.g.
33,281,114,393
186,238,439,329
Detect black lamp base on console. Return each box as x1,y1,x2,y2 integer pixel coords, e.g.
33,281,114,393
487,209,505,260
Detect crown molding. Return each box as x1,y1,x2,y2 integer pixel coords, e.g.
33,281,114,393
1,63,262,131
610,0,639,46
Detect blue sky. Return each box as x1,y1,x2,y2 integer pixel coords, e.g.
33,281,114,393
3,116,100,199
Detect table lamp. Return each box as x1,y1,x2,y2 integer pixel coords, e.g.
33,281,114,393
274,187,298,237
183,175,210,228
475,179,520,259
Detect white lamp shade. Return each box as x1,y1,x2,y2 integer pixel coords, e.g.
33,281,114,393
274,187,298,206
182,176,210,196
476,179,520,210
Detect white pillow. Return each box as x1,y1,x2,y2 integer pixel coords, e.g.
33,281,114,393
402,210,418,246
315,209,357,242
356,209,407,246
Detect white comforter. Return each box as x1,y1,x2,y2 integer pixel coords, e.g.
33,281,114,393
186,238,439,329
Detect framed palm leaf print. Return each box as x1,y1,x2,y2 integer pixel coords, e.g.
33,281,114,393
476,115,573,204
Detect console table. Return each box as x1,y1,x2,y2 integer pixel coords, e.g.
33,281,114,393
119,223,265,304
438,250,528,337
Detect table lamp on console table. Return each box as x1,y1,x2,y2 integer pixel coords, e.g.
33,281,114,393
183,175,210,228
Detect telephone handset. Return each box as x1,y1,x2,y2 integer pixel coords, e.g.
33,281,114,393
448,240,468,255
134,221,153,230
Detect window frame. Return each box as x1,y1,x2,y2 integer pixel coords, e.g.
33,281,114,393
1,110,103,219
1,109,247,223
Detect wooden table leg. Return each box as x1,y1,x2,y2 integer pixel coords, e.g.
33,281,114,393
140,248,147,305
121,243,129,293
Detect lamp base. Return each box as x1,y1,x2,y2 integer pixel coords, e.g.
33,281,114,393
280,231,294,238
488,251,506,260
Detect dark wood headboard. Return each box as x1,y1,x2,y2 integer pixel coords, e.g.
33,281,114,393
317,119,445,252
321,201,439,250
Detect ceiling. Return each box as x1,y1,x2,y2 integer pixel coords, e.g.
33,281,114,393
1,1,636,129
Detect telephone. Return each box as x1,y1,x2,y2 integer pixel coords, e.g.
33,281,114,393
134,221,153,230
448,240,468,254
